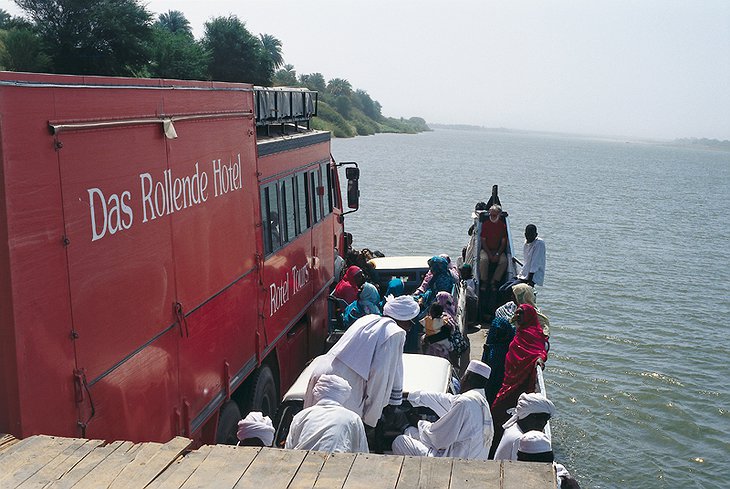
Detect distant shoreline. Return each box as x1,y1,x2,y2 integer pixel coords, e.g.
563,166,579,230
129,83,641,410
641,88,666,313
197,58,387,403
427,123,730,151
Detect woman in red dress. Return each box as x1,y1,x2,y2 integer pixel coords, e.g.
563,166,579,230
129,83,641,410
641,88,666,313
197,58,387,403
490,303,549,455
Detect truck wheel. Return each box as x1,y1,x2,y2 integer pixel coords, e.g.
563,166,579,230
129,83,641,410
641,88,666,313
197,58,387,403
215,400,241,445
248,365,278,418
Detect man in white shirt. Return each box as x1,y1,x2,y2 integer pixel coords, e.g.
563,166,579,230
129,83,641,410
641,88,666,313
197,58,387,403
236,411,275,447
286,374,368,453
517,224,546,287
303,295,420,428
493,392,555,460
391,360,494,459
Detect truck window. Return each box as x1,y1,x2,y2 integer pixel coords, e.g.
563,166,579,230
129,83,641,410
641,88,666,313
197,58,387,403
282,177,298,241
321,161,333,215
261,183,281,255
309,171,321,224
296,171,310,232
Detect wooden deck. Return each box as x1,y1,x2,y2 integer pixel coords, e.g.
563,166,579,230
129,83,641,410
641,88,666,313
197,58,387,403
0,434,556,488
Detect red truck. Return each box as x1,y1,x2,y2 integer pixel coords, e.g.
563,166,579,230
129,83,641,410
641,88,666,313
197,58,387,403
0,72,359,445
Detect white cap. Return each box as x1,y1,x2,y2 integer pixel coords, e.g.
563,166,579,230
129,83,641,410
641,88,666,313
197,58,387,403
517,430,552,454
237,411,274,446
466,359,491,379
383,295,420,321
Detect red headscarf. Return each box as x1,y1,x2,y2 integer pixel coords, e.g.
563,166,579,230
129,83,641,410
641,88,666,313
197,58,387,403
333,266,362,304
490,303,549,448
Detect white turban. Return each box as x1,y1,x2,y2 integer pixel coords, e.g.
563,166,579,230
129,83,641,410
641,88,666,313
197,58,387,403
502,392,556,429
517,430,552,454
312,374,352,405
237,411,274,446
383,295,420,321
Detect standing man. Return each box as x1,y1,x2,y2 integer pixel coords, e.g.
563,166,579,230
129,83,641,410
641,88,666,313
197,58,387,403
479,205,508,290
286,374,369,453
517,224,546,287
391,360,494,459
304,295,420,428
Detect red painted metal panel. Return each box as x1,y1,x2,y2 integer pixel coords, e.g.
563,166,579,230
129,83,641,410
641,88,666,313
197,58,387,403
57,124,176,382
257,141,331,180
84,330,179,442
0,83,78,437
178,275,259,423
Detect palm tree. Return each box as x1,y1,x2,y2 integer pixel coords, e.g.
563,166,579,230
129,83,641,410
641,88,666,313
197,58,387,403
326,78,352,97
157,10,192,37
259,33,283,70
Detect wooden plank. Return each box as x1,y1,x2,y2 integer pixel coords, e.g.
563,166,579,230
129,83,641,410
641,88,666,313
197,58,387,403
287,451,328,489
17,438,105,488
107,437,191,489
342,453,403,489
502,461,556,489
71,441,141,489
233,448,307,489
45,441,131,489
311,452,356,489
394,456,453,489
0,434,20,453
0,435,80,487
178,445,259,489
147,446,215,489
449,459,501,489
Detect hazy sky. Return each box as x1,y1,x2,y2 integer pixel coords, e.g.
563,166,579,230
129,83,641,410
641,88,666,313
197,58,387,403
5,0,729,140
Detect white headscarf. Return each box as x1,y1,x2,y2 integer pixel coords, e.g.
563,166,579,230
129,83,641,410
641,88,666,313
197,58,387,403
312,374,352,405
382,295,420,320
237,411,274,446
502,392,556,429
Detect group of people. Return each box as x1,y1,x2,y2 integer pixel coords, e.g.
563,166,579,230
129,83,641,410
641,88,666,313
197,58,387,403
332,253,471,375
233,219,578,487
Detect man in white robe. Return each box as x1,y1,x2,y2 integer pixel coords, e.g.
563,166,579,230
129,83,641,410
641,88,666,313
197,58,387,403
286,374,368,453
304,295,420,428
391,360,494,459
517,224,546,286
493,392,555,460
236,411,274,447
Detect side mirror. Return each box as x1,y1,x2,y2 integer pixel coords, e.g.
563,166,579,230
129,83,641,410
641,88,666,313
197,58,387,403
346,167,359,210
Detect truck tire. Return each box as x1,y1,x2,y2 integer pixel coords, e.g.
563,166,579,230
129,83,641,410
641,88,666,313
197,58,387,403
215,400,242,445
247,365,278,418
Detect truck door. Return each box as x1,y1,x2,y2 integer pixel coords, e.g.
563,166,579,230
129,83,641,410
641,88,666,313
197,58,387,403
164,113,259,435
56,121,180,442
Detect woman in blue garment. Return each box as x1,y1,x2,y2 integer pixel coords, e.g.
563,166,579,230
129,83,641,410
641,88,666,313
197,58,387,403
414,256,456,318
379,278,405,309
481,316,516,404
342,282,381,329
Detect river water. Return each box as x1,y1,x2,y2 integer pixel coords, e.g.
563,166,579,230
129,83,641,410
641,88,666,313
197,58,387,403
332,129,730,488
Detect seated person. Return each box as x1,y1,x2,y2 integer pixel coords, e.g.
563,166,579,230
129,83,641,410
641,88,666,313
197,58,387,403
342,282,381,329
391,360,494,459
286,374,369,453
479,205,508,290
333,266,365,304
517,431,581,489
236,411,275,447
421,302,452,359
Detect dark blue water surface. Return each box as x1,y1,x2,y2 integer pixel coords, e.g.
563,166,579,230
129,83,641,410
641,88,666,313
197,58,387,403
333,129,730,488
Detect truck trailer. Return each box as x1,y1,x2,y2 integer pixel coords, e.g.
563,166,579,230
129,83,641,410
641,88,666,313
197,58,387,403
0,72,356,445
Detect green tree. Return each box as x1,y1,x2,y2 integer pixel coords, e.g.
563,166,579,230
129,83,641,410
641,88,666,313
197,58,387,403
335,95,351,118
149,25,209,80
0,9,10,28
203,15,271,85
14,0,153,76
0,28,51,71
326,78,352,97
299,72,326,92
259,33,283,70
156,10,192,37
353,89,382,120
273,63,297,86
